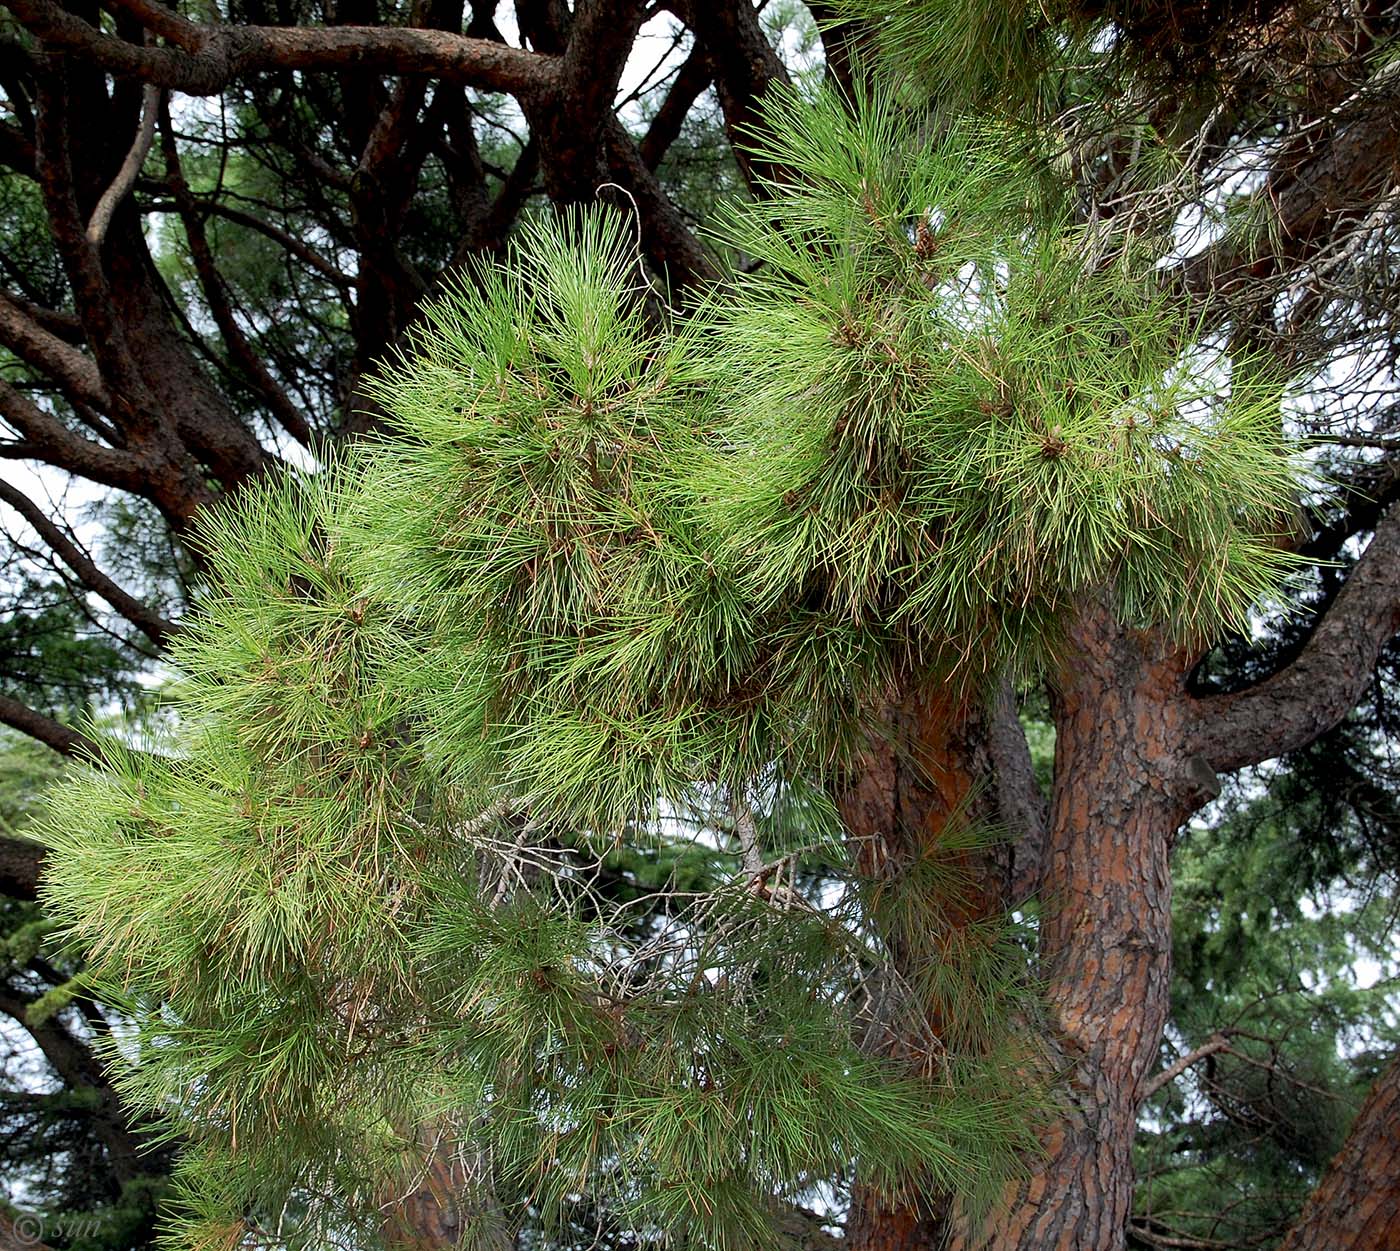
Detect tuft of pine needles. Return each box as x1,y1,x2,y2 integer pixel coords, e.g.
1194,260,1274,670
38,81,1307,1251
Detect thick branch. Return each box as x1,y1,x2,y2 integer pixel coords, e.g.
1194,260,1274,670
807,0,874,99
0,290,112,413
0,694,100,761
9,0,554,97
32,66,166,438
680,0,790,191
980,679,1048,900
158,113,312,448
1277,1054,1400,1251
1195,505,1400,773
0,380,147,492
530,0,646,201
0,981,153,1184
638,42,710,171
0,833,44,901
1178,89,1400,313
1298,447,1400,562
602,117,718,290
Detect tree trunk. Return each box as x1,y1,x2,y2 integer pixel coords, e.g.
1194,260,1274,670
846,605,1215,1251
948,607,1207,1251
380,1136,511,1251
1277,1055,1400,1251
840,689,1019,1251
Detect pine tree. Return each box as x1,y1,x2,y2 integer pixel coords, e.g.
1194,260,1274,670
36,70,1309,1251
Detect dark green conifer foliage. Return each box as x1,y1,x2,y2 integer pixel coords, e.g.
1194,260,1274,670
38,85,1304,1250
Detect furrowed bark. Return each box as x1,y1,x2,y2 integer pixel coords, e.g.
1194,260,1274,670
947,609,1199,1251
838,607,1207,1251
1276,1055,1400,1251
679,0,791,190
6,0,552,97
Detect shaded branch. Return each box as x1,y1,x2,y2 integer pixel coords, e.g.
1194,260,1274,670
0,833,44,901
0,980,153,1184
0,379,147,493
531,0,646,200
85,81,160,247
603,116,718,290
638,41,710,171
807,0,874,99
140,198,353,291
679,0,790,191
0,694,100,761
1141,1035,1234,1101
157,108,313,448
0,290,112,414
9,0,555,97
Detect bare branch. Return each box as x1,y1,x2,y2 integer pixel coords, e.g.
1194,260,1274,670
0,833,44,901
1141,1035,1234,1101
0,694,101,761
0,290,112,413
1195,504,1400,773
638,42,710,171
0,379,147,493
8,0,555,97
85,82,160,247
0,477,177,645
140,199,353,291
157,109,313,448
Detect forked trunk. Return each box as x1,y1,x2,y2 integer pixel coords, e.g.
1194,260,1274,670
948,608,1203,1250
846,606,1206,1251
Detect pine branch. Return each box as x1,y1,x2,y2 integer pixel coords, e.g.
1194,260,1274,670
1194,504,1400,773
0,695,100,762
7,0,554,96
0,290,112,414
1140,1034,1234,1101
0,379,148,494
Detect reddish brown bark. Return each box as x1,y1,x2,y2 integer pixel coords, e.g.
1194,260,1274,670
846,604,1219,1251
947,607,1210,1251
1196,506,1400,774
5,0,551,97
1276,1056,1400,1251
840,689,1020,1251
